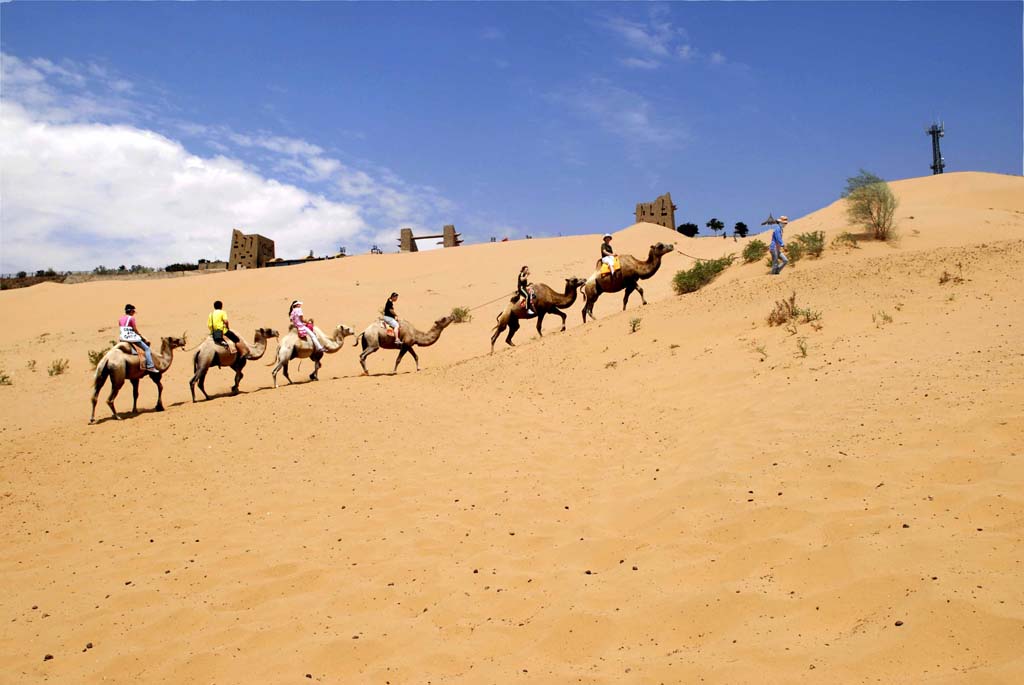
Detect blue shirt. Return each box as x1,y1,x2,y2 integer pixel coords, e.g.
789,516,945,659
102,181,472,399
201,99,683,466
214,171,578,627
771,225,785,249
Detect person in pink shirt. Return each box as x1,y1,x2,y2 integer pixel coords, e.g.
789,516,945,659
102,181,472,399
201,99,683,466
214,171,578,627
288,300,324,352
118,303,156,371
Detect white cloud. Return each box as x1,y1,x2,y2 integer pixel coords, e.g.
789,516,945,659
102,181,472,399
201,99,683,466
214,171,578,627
621,57,661,70
548,78,685,146
710,51,726,65
602,16,677,57
677,45,698,61
0,52,457,272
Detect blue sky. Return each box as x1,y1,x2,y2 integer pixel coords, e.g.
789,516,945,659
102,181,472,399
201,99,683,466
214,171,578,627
1,1,1021,272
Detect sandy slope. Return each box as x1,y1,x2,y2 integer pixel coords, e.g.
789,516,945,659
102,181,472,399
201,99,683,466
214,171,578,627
1,171,1023,683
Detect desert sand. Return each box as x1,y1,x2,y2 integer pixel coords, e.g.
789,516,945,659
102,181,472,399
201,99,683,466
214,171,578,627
1,171,1023,683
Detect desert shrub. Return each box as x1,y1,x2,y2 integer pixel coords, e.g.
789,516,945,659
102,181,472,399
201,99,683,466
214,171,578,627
629,317,641,333
672,255,735,294
0,370,11,385
843,170,899,240
449,306,472,323
88,341,114,367
796,337,808,358
793,231,825,258
48,358,70,376
832,231,860,249
26,360,36,372
743,239,768,263
767,292,822,327
786,241,805,264
939,263,965,285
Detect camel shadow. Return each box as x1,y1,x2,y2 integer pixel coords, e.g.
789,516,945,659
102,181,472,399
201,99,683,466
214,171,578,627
192,386,277,402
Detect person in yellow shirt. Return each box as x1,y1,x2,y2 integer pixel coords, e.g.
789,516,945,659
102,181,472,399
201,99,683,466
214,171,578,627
208,300,249,357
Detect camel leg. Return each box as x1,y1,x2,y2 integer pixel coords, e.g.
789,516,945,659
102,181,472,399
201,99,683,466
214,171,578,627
107,377,124,420
359,345,378,375
622,283,636,310
490,321,507,354
583,293,600,322
151,372,164,411
310,351,322,381
393,346,408,374
536,312,546,337
408,346,420,372
130,378,140,414
231,359,245,395
197,367,211,401
505,317,520,346
553,309,568,332
271,355,284,388
636,282,647,305
282,360,292,384
189,372,199,402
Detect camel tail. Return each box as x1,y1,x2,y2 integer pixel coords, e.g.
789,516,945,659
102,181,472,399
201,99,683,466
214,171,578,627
93,357,111,394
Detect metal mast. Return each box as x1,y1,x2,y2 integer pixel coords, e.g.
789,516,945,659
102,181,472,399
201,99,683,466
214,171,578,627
926,122,945,175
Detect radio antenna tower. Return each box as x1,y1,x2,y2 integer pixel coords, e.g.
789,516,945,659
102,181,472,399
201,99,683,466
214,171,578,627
926,122,945,175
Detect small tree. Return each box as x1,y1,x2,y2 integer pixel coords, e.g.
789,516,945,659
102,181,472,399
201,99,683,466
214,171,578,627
843,169,898,240
677,222,699,237
734,221,749,238
16,271,27,279
705,218,724,238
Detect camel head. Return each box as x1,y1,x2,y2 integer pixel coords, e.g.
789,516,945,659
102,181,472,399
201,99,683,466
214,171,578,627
434,316,454,330
164,335,187,350
255,327,280,340
651,242,675,258
566,276,587,292
334,323,355,339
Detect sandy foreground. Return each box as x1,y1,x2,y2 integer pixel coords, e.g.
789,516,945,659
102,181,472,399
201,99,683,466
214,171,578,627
1,171,1023,683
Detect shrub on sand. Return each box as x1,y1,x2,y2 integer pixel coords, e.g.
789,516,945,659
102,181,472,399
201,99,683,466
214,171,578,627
672,256,735,294
793,231,825,258
742,239,768,264
450,306,472,323
47,359,70,376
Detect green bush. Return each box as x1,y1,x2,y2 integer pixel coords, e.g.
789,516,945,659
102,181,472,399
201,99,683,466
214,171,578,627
88,341,114,367
672,256,735,294
449,306,472,323
843,170,899,240
793,231,825,259
48,358,70,376
742,239,768,263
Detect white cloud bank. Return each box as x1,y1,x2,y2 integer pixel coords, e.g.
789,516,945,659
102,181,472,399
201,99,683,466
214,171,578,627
0,53,451,273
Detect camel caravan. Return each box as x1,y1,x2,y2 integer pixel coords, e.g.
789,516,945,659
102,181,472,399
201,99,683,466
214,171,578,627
88,236,675,423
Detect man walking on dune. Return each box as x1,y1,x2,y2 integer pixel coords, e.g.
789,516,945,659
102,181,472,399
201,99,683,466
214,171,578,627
770,216,789,275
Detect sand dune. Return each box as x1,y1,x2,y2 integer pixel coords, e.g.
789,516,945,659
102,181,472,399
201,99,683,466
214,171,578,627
1,171,1023,683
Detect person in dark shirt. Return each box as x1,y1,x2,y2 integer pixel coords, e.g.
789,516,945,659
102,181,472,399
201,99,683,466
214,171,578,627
382,292,400,341
514,266,535,315
600,233,616,276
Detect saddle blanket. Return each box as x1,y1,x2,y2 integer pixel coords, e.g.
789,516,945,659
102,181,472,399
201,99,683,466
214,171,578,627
599,257,621,275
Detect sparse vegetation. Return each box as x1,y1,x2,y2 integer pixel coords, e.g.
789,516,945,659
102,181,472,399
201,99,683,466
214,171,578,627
629,317,641,333
47,358,70,376
449,306,472,323
672,255,735,294
26,360,37,372
873,311,893,327
843,169,899,240
742,239,768,263
605,360,618,369
0,370,11,385
753,343,768,362
165,263,199,272
793,231,825,259
767,292,822,328
88,341,115,367
939,263,965,285
832,231,860,249
796,337,808,358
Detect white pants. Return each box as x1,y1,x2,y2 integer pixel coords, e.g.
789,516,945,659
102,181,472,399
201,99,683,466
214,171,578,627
602,255,616,272
300,327,324,351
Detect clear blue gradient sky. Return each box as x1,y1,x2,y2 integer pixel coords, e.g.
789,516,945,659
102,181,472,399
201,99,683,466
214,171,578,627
1,1,1021,271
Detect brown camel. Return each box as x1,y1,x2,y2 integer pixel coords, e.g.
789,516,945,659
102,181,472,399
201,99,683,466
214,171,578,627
581,242,675,322
90,335,187,423
490,277,587,352
189,327,278,402
270,323,355,387
354,316,453,375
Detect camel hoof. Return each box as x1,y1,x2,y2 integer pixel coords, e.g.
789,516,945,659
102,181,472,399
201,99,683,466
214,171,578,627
89,419,95,425
309,374,318,381
155,406,164,412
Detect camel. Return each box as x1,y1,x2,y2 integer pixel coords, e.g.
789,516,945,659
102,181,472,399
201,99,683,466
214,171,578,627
90,335,187,423
354,316,453,375
581,242,675,322
270,323,355,387
490,277,587,352
189,327,278,402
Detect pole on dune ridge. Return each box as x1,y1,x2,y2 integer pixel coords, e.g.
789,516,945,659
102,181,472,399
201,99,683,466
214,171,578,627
927,122,945,175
